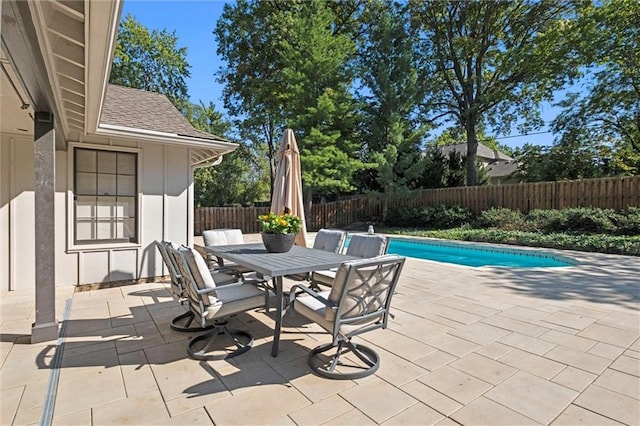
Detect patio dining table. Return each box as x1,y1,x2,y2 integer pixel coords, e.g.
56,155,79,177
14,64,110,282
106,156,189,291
204,243,357,357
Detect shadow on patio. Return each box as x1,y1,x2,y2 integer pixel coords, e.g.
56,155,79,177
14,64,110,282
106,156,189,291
474,253,640,311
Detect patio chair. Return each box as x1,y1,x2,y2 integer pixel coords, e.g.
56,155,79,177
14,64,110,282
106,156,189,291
170,244,274,360
310,234,389,288
155,241,240,332
313,228,347,253
288,229,347,282
289,254,405,379
199,228,253,274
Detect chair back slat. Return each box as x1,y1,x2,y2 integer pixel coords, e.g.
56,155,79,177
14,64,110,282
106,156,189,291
167,245,218,322
327,255,405,334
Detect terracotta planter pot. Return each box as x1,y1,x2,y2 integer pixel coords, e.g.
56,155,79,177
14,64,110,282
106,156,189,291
261,233,296,253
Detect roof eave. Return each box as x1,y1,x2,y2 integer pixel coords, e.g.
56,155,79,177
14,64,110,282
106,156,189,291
95,123,238,155
85,0,123,135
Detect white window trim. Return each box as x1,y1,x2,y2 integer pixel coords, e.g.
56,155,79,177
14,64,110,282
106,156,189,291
66,142,142,252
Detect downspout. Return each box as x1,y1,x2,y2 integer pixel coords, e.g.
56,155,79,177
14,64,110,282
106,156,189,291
189,153,224,246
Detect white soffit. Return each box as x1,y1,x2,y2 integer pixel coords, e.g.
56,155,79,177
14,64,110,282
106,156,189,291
27,0,121,138
28,0,85,135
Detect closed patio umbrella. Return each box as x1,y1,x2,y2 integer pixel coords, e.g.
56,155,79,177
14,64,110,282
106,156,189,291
270,129,308,247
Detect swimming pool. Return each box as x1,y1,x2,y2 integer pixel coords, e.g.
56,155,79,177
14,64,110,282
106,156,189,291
349,236,576,268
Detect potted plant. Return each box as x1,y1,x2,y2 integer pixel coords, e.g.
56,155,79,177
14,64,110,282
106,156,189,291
258,212,302,253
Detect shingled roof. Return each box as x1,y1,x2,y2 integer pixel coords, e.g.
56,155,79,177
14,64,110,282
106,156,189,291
485,160,519,178
100,84,225,141
439,142,514,161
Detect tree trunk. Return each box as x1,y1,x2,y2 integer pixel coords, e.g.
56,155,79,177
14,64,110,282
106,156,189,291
266,120,277,202
465,117,478,186
304,186,313,225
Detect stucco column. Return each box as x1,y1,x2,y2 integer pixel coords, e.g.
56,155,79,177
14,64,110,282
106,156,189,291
31,111,58,343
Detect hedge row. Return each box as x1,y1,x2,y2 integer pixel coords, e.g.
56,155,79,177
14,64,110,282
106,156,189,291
385,206,640,236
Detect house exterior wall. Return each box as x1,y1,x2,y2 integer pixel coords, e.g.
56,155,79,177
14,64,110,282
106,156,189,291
0,132,193,291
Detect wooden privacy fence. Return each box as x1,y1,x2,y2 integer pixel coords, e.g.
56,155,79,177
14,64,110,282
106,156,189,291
194,175,640,234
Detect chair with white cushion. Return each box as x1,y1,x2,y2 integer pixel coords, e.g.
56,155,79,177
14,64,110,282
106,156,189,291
155,240,239,332
169,245,274,360
310,234,388,288
200,228,253,273
289,255,405,379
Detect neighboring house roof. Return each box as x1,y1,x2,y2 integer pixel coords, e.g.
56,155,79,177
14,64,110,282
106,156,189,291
100,84,226,142
485,160,519,178
439,142,514,161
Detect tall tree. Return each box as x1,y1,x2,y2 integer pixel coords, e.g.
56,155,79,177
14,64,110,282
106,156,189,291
215,0,284,191
552,0,640,175
514,135,623,182
215,1,363,209
110,14,191,111
408,1,580,186
357,1,428,199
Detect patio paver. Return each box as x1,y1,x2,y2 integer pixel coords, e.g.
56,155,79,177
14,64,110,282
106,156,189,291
1,236,639,425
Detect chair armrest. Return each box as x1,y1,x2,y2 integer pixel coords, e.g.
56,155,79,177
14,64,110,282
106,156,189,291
194,286,219,296
210,266,244,281
289,284,336,308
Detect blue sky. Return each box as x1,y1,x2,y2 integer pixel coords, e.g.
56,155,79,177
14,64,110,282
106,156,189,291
121,0,562,149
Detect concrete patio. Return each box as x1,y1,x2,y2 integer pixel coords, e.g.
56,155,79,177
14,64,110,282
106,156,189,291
1,235,639,425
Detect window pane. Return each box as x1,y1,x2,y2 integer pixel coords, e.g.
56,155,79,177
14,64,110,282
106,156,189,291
76,172,97,194
76,150,96,172
97,197,115,218
74,148,138,244
116,197,135,218
117,153,136,175
76,219,95,241
117,175,135,196
76,196,95,218
97,219,115,240
98,174,116,195
97,151,117,173
118,219,136,239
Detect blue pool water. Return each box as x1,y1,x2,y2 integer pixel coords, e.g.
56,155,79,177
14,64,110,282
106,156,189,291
348,237,575,268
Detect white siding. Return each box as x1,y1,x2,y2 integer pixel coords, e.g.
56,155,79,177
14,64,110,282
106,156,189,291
1,134,36,291
0,132,195,290
55,153,79,286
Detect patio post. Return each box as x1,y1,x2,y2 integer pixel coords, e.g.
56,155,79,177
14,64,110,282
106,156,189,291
31,111,58,343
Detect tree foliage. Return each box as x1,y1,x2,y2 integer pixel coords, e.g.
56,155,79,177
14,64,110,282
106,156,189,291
186,102,270,206
408,1,580,186
513,134,623,182
215,0,364,206
110,14,191,111
357,2,428,194
552,0,640,175
113,2,639,209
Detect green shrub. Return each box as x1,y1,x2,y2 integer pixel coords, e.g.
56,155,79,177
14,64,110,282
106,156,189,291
615,207,640,235
476,208,524,230
385,205,473,229
561,207,617,234
385,207,423,227
422,204,473,229
525,209,566,232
